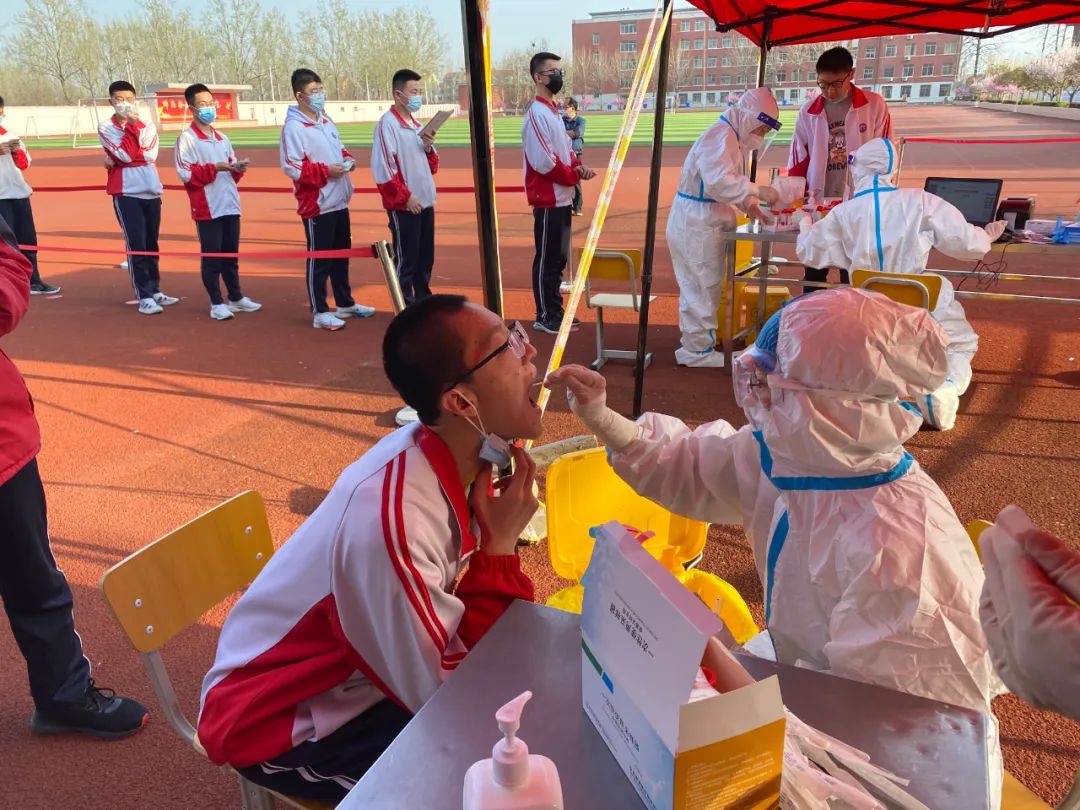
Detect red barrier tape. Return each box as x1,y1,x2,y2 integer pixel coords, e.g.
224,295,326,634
31,184,527,194
18,244,376,260
904,136,1080,144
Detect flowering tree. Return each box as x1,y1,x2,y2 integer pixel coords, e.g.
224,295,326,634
1027,47,1080,103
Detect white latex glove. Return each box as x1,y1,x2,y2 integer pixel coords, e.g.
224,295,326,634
755,184,780,206
979,505,1080,720
984,220,1007,241
545,365,638,451
743,197,774,225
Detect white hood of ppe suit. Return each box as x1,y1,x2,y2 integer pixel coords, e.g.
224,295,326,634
606,287,1002,718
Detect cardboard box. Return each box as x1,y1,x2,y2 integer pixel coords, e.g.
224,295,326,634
581,522,785,810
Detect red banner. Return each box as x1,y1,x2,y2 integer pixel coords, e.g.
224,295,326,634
156,91,238,122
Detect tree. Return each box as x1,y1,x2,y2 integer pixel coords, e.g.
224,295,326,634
14,0,94,101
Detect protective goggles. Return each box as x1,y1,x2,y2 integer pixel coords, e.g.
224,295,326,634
755,111,782,158
732,353,773,410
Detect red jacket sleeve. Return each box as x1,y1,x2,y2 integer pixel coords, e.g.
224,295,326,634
0,236,32,338
120,123,144,162
13,148,29,171
543,157,581,188
377,174,412,210
185,164,218,189
297,158,329,190
426,149,439,176
453,553,534,650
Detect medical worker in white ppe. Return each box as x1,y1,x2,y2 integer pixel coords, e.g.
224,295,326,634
796,137,1007,431
667,87,782,369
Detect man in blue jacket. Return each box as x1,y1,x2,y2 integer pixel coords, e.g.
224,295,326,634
563,98,586,217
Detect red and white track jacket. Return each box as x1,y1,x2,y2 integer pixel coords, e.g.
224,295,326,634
521,96,580,208
0,126,32,199
279,106,354,219
787,86,892,199
174,125,243,221
197,424,535,768
372,108,439,211
98,116,163,198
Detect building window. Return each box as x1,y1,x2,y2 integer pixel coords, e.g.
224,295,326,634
707,56,718,67
695,19,706,31
884,44,897,57
679,40,690,51
776,89,786,101
694,38,704,49
707,74,716,85
883,65,895,78
723,36,733,47
905,44,916,58
620,59,636,71
692,77,703,87
944,41,958,55
938,83,950,97
736,74,746,84
792,69,800,82
919,84,932,98
790,88,800,100
882,85,893,99
708,37,718,49
592,33,600,45
721,75,731,85
706,92,716,104
942,63,954,76
680,20,691,32
620,22,636,34
592,53,600,64
722,56,731,66
901,84,912,97
924,42,937,55
620,74,633,89
807,70,816,80
865,46,876,59
679,57,690,68
620,41,637,52
775,70,787,82
902,64,914,79
863,67,874,79
693,56,704,68
922,63,934,76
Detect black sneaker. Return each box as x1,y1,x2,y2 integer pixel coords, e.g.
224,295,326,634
30,282,62,295
533,319,560,334
31,680,149,740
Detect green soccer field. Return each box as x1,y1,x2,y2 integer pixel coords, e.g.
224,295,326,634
30,110,800,152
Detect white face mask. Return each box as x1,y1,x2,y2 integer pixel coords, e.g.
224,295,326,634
742,133,764,152
454,390,512,468
113,101,134,116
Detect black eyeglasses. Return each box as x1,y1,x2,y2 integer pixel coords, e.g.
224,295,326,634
447,322,530,390
538,68,565,78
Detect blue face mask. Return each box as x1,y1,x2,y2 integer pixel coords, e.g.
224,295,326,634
306,91,326,113
455,391,513,469
406,95,423,113
195,106,216,124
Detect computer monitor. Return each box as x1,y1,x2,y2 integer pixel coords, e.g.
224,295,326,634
923,177,1003,228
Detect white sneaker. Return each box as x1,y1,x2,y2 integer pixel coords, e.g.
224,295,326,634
335,303,375,319
153,292,180,306
313,312,346,331
227,297,262,313
675,347,726,368
138,298,163,315
559,281,573,294
209,304,234,321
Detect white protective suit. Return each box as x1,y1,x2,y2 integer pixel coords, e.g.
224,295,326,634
666,88,781,368
796,138,993,430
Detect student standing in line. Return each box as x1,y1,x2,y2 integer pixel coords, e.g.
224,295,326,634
99,81,177,315
174,83,262,322
372,69,439,307
280,68,374,331
521,52,596,335
0,96,60,295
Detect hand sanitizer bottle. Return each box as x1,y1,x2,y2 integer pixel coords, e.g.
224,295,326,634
462,691,563,810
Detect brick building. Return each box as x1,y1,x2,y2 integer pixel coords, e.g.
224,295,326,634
571,7,961,109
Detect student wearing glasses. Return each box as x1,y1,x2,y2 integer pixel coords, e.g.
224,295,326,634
197,295,539,803
788,46,892,292
521,51,597,335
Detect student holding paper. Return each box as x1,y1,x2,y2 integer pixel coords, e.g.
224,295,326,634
372,69,439,307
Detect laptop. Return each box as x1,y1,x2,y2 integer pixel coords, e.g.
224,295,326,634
923,177,1003,228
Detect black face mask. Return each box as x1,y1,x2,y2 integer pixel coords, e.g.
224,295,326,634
546,75,564,95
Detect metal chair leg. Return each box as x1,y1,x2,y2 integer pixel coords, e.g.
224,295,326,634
591,307,607,371
239,775,276,810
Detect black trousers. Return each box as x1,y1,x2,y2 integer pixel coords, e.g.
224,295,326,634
0,197,44,285
0,459,90,710
803,266,850,294
532,205,572,324
387,207,435,306
113,195,162,301
196,215,243,306
303,208,355,314
237,699,412,802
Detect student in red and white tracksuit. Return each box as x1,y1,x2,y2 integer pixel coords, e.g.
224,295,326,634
280,68,373,330
98,80,176,315
521,52,596,334
199,295,541,803
0,97,59,295
174,84,262,322
372,68,439,307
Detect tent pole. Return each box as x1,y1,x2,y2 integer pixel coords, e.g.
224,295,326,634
749,14,772,183
632,0,674,418
460,0,504,316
